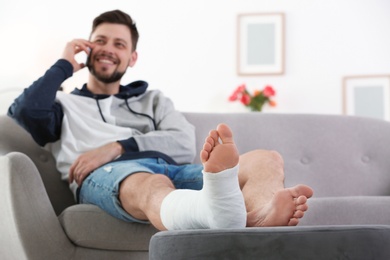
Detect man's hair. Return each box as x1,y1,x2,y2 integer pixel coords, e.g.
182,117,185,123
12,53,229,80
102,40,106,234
91,10,139,51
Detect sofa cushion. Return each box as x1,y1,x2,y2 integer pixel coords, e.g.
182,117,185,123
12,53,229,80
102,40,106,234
59,204,159,251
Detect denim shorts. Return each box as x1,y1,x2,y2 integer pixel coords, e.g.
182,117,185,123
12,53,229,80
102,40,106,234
78,158,204,223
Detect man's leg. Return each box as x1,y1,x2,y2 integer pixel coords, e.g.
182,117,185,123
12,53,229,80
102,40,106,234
118,123,313,230
119,123,247,231
238,150,313,227
119,172,175,230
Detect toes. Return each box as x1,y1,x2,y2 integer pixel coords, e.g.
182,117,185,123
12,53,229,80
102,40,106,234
297,185,314,198
200,150,209,164
208,130,219,145
203,136,214,151
289,185,314,199
200,137,213,164
293,210,304,219
295,195,307,205
296,203,308,212
288,218,299,226
216,124,234,144
294,196,309,212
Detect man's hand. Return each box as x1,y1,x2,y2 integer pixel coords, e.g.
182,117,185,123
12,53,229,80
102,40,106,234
62,39,94,73
69,142,124,186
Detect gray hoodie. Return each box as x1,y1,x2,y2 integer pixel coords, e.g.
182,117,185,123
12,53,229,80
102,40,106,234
8,59,197,193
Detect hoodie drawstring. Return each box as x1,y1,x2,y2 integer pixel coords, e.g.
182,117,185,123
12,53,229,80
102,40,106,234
125,99,157,130
94,96,157,130
95,98,107,123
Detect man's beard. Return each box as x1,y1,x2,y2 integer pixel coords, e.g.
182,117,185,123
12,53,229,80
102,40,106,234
86,53,126,84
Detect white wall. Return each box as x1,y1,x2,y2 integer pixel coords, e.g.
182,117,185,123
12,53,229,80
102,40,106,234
1,0,390,114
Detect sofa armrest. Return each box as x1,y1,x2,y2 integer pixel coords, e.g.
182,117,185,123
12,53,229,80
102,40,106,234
0,115,75,215
0,152,75,259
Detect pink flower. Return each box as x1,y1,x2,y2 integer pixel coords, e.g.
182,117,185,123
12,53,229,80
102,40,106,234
240,94,251,105
228,93,238,101
263,85,275,97
229,83,277,111
229,84,247,101
236,84,246,93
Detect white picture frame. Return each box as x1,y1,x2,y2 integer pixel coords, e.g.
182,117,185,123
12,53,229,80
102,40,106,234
343,75,390,120
237,13,285,76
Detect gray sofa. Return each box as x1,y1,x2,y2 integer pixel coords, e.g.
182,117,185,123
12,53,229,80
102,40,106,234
1,113,390,259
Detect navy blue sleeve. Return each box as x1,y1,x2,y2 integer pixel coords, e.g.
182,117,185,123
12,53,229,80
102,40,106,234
117,137,139,152
8,59,73,146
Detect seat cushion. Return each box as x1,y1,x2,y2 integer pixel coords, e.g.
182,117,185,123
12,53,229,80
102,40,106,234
149,225,390,260
59,204,158,251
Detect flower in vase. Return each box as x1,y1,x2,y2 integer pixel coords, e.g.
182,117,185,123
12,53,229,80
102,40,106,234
229,84,276,112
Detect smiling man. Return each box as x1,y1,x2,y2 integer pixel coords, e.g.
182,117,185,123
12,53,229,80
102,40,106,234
86,23,137,89
8,10,313,231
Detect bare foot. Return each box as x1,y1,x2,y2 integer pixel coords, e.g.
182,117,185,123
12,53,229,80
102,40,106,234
247,184,314,227
200,123,313,228
200,123,239,173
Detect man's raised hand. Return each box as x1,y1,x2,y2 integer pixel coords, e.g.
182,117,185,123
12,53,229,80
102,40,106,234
62,39,93,73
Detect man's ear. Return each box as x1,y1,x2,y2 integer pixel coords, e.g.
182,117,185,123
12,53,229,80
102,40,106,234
129,51,138,67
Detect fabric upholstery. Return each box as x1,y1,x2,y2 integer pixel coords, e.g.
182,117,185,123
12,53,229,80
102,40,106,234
149,225,390,260
59,205,158,250
0,116,75,215
185,113,390,197
301,196,390,226
0,152,74,260
2,113,390,259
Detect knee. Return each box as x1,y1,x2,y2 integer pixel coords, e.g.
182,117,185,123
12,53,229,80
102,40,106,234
267,150,284,179
119,173,174,211
253,149,285,176
251,149,284,165
146,174,175,190
120,173,174,202
267,150,284,171
265,150,284,168
141,174,175,213
121,173,173,193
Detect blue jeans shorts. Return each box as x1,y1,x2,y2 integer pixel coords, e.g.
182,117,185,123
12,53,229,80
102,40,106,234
78,158,203,223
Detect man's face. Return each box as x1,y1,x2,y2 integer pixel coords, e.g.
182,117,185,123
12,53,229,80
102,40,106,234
87,23,137,84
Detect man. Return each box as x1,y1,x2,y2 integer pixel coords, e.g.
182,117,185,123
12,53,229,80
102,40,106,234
8,10,313,231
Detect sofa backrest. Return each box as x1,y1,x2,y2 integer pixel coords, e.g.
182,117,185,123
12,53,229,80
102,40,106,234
183,113,390,198
2,113,390,214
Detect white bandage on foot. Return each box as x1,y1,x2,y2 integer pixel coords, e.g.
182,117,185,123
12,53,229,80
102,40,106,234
160,164,246,230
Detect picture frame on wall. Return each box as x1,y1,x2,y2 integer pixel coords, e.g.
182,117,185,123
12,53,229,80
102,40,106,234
343,75,390,121
237,13,285,76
